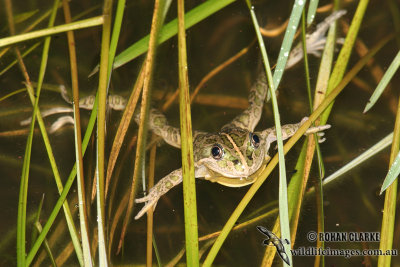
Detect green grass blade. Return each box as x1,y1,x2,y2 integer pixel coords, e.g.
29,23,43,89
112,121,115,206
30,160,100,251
260,5,294,267
323,133,393,186
249,6,293,267
96,0,113,265
301,9,313,111
117,0,166,255
14,9,39,24
307,0,319,25
62,1,93,264
272,0,305,90
204,1,303,265
178,0,199,265
0,16,103,48
0,88,25,102
23,82,84,267
320,0,370,125
34,222,57,267
107,0,126,79
109,0,235,71
30,194,44,251
17,1,61,265
0,41,41,76
378,85,400,267
17,105,35,267
380,146,400,194
26,93,98,266
364,50,400,113
203,32,393,267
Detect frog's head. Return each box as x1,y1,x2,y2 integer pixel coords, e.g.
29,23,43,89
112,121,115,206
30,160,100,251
194,128,265,179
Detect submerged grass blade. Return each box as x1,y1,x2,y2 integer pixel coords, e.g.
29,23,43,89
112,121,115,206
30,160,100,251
15,0,64,265
364,50,400,113
117,0,165,253
205,32,393,267
378,89,400,267
247,2,292,267
34,222,57,267
30,194,44,249
105,67,144,198
96,0,113,265
107,0,127,79
0,41,41,76
307,0,319,25
62,0,93,265
204,1,304,265
17,101,35,267
272,0,305,91
320,0,370,125
104,0,138,198
109,0,235,71
26,85,99,267
323,133,393,186
380,148,400,194
177,0,199,265
0,16,103,48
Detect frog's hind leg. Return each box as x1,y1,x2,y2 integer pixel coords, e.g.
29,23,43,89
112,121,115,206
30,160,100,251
222,72,268,132
286,10,346,69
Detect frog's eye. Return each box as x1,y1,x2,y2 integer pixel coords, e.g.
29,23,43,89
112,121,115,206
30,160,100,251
250,133,260,148
211,144,224,160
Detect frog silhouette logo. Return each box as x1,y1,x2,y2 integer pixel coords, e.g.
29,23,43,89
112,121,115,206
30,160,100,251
257,226,290,265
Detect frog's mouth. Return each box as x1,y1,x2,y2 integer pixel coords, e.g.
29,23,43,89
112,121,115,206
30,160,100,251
205,164,266,187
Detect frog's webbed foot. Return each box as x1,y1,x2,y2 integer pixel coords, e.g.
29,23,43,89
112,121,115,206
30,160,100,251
300,117,331,142
134,168,183,220
286,10,347,69
134,191,160,220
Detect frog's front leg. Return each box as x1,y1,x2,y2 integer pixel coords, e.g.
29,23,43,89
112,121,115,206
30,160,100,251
134,164,208,220
134,168,183,219
260,117,331,153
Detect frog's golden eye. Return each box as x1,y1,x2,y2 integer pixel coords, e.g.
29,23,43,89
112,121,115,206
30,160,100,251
250,133,260,148
211,144,224,160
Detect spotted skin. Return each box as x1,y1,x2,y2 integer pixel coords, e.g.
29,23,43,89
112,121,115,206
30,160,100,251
27,12,343,220
133,11,346,218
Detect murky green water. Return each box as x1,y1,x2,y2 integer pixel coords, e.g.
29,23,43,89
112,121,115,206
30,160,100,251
0,0,399,266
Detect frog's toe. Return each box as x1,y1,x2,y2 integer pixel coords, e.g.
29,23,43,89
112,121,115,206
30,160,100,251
135,198,158,220
336,37,345,45
310,50,322,57
135,194,151,203
134,205,149,220
305,124,331,135
300,117,309,124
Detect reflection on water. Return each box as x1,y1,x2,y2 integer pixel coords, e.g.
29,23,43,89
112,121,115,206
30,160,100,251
0,0,398,266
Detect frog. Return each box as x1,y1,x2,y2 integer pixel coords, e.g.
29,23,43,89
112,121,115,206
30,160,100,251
134,71,330,219
17,11,343,220
19,11,345,136
133,10,348,219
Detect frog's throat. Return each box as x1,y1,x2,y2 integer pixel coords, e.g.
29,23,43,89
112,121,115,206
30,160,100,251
205,163,267,187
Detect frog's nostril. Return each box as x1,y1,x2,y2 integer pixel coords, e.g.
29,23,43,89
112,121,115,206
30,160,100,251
233,160,239,165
